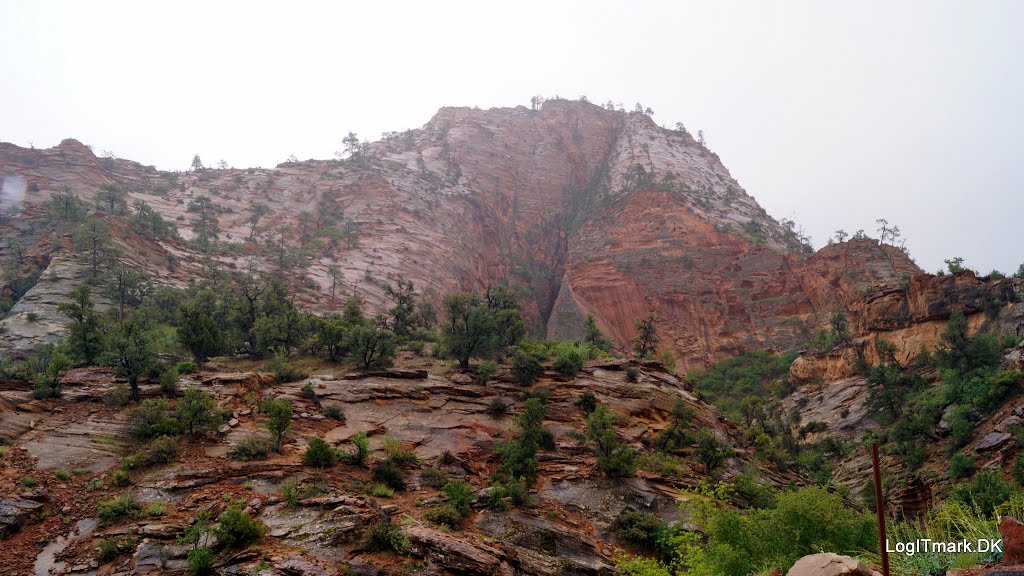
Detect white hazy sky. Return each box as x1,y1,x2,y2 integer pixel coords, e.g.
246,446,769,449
1,0,1022,274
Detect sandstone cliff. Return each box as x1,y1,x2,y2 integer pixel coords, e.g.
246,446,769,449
1,100,938,368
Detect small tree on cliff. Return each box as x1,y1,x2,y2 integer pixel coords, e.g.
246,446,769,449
945,257,966,274
631,314,659,360
583,314,611,352
190,154,204,172
58,285,106,365
248,202,269,239
96,183,128,215
73,218,116,281
441,288,525,369
875,218,902,246
176,387,222,439
263,398,293,453
442,293,495,369
106,312,156,402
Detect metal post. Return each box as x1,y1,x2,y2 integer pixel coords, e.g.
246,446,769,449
872,442,890,576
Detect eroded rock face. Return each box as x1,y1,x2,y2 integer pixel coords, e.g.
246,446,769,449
7,102,1011,370
0,360,776,575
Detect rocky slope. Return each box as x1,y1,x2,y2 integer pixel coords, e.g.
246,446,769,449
0,99,938,368
0,355,792,576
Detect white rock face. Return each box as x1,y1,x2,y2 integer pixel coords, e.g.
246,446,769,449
786,553,881,576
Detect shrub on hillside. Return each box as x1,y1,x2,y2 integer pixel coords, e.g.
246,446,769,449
230,433,271,461
949,453,977,480
510,341,547,385
950,470,1016,517
372,459,406,491
552,342,588,376
215,501,266,548
303,437,337,468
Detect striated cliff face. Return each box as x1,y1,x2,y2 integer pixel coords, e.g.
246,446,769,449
0,99,1002,369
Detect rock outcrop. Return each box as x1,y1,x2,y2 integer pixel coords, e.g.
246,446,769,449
7,101,1013,369
785,553,881,576
0,356,785,575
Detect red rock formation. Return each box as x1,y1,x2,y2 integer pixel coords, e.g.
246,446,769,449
2,100,1019,367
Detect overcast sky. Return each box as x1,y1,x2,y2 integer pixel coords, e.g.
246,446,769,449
1,0,1021,274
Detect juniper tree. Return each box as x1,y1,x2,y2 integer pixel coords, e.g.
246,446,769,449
58,285,106,365
631,314,659,360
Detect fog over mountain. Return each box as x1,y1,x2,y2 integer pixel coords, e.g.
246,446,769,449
1,0,1022,274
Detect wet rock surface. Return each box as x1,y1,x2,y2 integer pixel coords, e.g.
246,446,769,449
0,360,771,575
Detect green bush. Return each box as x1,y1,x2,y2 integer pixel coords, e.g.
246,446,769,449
488,397,509,417
495,397,547,484
685,350,798,422
421,467,449,488
616,510,668,549
364,521,410,554
263,398,292,452
695,429,728,474
97,536,136,561
340,431,370,466
371,484,394,498
303,437,337,468
510,341,547,384
489,475,529,509
1014,458,1024,486
637,451,687,479
625,366,639,382
105,383,131,407
301,382,316,399
731,474,778,509
426,503,465,528
97,495,143,522
131,399,181,439
159,368,179,395
442,480,474,515
372,459,406,491
215,501,266,548
678,485,877,575
176,361,198,374
229,433,271,461
552,342,588,376
323,404,345,421
477,360,498,384
266,353,307,383
586,405,638,477
144,435,179,465
187,546,214,575
111,468,131,487
176,387,223,438
384,435,418,467
346,325,398,369
655,399,695,451
950,470,1015,517
949,453,977,480
579,391,597,415
279,481,299,507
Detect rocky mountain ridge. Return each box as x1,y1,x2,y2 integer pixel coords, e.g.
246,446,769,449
0,99,964,370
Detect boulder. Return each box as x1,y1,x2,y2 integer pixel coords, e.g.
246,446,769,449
976,431,1013,452
0,498,44,538
407,525,504,575
786,553,880,576
1000,515,1024,565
